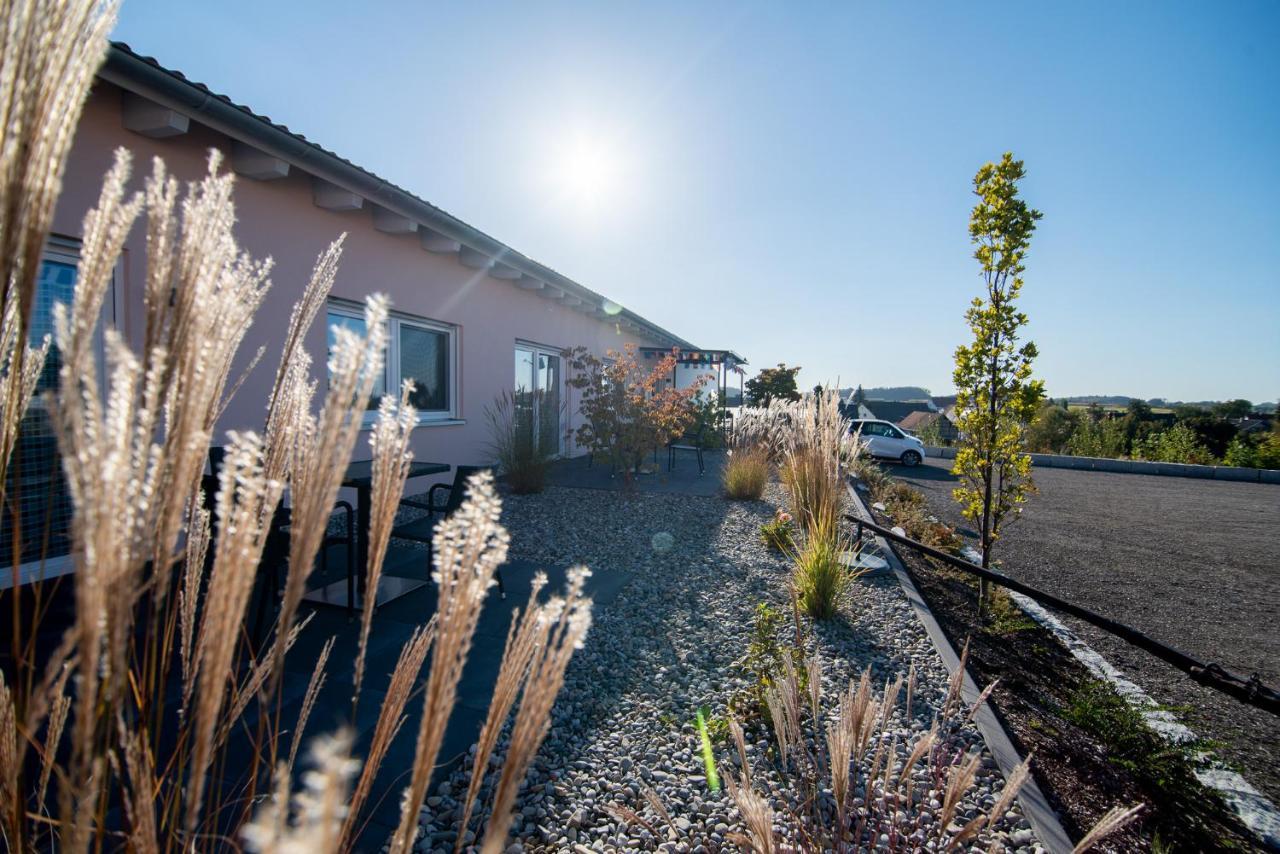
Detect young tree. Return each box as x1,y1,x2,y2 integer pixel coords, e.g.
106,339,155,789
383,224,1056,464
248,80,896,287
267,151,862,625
745,363,801,406
951,153,1045,611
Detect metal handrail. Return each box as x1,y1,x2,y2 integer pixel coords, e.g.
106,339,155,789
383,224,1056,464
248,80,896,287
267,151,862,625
846,512,1280,718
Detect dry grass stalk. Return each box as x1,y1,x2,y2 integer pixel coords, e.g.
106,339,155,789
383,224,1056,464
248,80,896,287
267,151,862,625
267,295,387,695
456,573,549,847
0,671,17,837
219,614,312,749
185,431,286,833
641,782,673,830
726,771,776,854
729,717,752,789
938,751,982,840
0,0,116,505
352,381,416,707
242,732,361,854
1072,804,1144,853
343,623,434,843
180,502,212,702
289,637,335,774
722,444,770,500
388,471,510,854
778,388,852,534
479,566,592,853
116,720,158,854
35,671,70,817
261,235,345,488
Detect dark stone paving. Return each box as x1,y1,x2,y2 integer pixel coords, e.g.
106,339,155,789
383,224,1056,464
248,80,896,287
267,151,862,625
888,456,1280,805
545,449,725,497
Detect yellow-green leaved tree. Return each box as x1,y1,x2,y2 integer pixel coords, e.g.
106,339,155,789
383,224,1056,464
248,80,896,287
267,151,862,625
952,153,1045,610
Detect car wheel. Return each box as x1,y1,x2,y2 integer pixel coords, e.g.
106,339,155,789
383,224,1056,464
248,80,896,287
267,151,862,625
901,450,922,467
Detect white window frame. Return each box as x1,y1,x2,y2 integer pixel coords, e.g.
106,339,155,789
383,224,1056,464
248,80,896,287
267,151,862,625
326,299,459,427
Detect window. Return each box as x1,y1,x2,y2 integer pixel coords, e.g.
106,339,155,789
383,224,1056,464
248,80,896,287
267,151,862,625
2,239,112,585
326,300,457,423
515,344,562,455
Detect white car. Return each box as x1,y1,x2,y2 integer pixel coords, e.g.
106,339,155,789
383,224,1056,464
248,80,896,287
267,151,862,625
850,419,926,467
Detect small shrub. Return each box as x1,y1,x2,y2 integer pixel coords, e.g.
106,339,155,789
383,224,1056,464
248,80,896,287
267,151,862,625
723,446,770,500
485,390,552,494
759,509,794,551
851,455,889,496
1132,423,1215,465
1224,433,1280,469
791,516,856,620
729,603,807,722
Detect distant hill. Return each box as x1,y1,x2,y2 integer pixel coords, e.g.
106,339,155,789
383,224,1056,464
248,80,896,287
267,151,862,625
1053,395,1277,413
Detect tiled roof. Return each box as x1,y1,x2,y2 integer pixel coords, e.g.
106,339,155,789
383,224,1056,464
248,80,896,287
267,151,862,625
863,400,932,424
898,410,941,430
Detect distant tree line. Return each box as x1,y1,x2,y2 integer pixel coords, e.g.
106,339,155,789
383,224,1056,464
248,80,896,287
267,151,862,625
1025,398,1279,468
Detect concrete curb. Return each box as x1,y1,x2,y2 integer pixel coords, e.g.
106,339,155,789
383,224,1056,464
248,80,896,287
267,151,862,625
923,446,1280,484
845,481,1074,854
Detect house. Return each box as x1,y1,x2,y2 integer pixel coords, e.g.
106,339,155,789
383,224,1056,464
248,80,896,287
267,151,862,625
5,42,737,581
860,400,934,424
898,410,958,443
1233,417,1272,436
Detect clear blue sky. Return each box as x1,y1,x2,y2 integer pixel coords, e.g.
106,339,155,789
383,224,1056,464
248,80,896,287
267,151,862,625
112,1,1279,403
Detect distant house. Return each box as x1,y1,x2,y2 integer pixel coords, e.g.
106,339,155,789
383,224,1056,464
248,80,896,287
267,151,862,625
861,400,933,424
899,410,958,443
1234,417,1272,436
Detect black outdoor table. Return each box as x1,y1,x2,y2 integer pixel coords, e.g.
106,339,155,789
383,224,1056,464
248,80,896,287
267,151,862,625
302,459,449,609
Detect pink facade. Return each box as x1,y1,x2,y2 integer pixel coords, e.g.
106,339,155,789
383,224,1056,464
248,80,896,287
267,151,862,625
50,76,685,476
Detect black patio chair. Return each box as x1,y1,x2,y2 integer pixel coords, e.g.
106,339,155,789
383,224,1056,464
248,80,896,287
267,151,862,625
667,424,707,475
204,446,356,641
390,465,505,598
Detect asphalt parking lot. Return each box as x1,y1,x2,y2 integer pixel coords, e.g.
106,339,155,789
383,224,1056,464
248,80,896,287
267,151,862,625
887,456,1280,806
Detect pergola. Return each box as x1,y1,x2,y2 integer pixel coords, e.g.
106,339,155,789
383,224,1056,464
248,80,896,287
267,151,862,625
638,347,749,406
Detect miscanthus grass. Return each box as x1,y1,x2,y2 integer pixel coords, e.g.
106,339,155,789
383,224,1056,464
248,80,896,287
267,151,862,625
715,653,1140,853
0,2,592,849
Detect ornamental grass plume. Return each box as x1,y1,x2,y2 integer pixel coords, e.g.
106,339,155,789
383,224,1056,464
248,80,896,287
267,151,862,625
720,653,1139,853
722,444,770,500
456,573,550,846
0,0,115,521
0,6,592,846
479,566,593,853
352,381,417,709
389,471,510,854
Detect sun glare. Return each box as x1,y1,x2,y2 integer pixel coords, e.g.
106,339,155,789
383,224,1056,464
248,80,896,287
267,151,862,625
553,129,626,213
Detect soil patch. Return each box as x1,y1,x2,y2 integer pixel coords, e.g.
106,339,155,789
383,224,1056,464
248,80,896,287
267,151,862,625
863,492,1262,852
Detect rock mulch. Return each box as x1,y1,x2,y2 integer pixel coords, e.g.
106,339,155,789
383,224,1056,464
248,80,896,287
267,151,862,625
413,482,1041,852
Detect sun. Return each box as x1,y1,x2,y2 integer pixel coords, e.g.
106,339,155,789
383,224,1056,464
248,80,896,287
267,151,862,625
553,129,625,212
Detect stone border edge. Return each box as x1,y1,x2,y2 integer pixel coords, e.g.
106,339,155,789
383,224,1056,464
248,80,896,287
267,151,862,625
845,481,1075,854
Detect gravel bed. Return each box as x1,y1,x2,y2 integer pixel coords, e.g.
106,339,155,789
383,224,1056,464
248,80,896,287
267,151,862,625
411,482,1041,852
888,457,1280,807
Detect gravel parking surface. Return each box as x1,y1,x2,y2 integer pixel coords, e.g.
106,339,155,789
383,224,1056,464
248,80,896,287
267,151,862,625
888,457,1280,806
413,483,1040,852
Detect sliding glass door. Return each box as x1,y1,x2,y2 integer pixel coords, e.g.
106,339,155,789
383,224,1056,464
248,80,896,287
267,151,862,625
515,344,561,456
